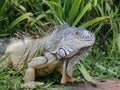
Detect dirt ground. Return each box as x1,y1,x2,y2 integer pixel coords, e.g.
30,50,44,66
57,78,120,90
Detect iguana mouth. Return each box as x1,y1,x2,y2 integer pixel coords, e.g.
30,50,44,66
67,46,92,59
59,46,92,59
77,46,92,58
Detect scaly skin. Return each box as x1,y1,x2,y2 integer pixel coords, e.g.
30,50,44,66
0,23,95,87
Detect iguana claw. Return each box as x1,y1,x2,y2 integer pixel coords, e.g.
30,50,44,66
25,81,44,88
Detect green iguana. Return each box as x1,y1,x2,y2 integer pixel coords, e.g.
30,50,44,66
0,23,95,87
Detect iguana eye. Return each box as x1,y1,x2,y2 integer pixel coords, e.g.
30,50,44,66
74,31,79,35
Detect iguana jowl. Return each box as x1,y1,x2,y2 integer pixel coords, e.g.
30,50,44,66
0,23,95,87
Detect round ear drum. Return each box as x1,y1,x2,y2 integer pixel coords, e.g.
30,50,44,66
58,48,66,57
58,47,73,58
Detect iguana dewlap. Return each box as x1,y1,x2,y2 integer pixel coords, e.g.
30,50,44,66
0,23,95,87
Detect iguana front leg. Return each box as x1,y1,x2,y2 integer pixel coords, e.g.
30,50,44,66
24,56,47,87
61,60,80,84
61,60,75,84
61,60,67,84
24,52,57,87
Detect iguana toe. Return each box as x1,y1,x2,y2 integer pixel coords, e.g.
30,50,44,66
25,81,44,88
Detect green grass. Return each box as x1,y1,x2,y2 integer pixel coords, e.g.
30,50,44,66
0,67,24,90
82,51,120,79
0,65,60,89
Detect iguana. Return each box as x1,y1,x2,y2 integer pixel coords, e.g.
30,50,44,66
0,23,95,87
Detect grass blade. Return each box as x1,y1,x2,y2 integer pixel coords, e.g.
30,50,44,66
78,62,96,85
0,0,8,16
43,1,63,24
8,12,33,30
67,0,82,25
80,16,110,28
63,0,72,18
72,2,92,26
0,53,11,64
31,14,47,25
49,1,64,19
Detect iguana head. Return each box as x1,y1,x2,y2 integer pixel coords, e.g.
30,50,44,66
58,25,95,58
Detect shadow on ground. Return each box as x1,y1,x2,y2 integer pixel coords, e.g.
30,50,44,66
52,78,120,90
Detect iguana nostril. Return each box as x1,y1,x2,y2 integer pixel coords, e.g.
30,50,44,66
82,31,94,39
83,31,89,37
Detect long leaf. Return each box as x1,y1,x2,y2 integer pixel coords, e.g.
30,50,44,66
72,2,92,26
31,14,46,25
67,0,82,25
78,62,96,85
8,12,32,30
0,0,8,16
0,53,11,64
80,16,110,28
63,0,72,18
43,1,63,24
97,4,104,16
49,1,64,20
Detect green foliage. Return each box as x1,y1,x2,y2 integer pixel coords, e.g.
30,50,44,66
80,16,109,28
78,0,120,78
81,44,120,78
8,12,33,30
76,62,96,84
0,0,50,37
43,0,109,27
115,33,120,53
0,67,24,90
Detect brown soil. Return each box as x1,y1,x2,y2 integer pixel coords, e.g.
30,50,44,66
57,78,120,90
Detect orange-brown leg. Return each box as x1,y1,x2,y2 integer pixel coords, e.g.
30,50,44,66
61,60,80,84
61,60,76,84
61,68,77,84
61,61,67,84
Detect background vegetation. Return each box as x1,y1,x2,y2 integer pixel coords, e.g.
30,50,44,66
0,0,120,89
